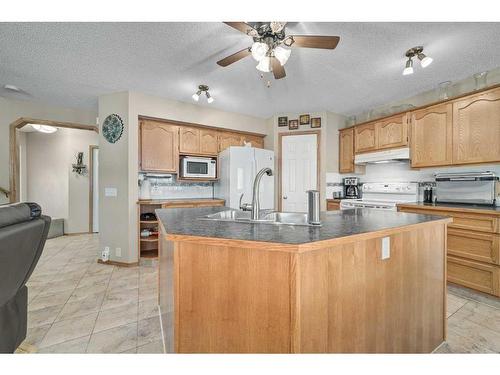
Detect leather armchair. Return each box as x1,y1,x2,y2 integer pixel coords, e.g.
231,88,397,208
0,203,50,353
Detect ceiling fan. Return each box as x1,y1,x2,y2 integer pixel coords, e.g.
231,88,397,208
216,22,340,80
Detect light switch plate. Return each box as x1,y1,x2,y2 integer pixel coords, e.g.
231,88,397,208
105,187,117,197
381,237,390,260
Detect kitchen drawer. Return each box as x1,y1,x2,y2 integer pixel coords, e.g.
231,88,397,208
398,207,499,233
448,228,500,265
447,255,499,296
327,201,340,211
449,213,499,233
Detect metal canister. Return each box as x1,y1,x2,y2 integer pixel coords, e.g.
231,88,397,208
306,190,321,225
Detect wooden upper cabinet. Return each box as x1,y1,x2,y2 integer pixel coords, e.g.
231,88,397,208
242,134,264,149
140,120,179,172
452,87,500,165
354,123,377,153
218,132,243,152
376,114,408,150
339,128,355,173
410,103,453,168
179,126,201,154
200,129,219,155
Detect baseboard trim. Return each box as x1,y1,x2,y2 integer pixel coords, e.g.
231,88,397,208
97,259,139,267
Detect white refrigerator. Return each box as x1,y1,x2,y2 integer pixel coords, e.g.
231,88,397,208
215,146,275,210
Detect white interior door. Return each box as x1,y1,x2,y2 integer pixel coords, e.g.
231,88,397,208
281,134,318,212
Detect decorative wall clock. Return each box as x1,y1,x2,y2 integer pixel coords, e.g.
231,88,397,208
102,114,124,144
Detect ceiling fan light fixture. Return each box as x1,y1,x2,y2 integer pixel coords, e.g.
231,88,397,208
30,124,58,133
256,56,272,73
274,46,291,66
251,42,269,61
402,58,414,76
418,53,433,68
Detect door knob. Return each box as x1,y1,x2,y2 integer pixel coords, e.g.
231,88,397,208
283,196,288,199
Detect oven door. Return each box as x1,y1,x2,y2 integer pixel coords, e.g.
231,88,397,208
182,158,216,178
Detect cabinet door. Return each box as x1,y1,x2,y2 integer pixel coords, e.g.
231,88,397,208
339,128,354,173
140,120,179,172
218,132,243,152
452,87,500,164
376,114,408,150
410,103,452,168
179,126,200,154
354,122,377,153
242,134,264,149
200,129,219,155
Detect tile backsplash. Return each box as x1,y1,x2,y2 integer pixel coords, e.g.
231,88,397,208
139,173,213,200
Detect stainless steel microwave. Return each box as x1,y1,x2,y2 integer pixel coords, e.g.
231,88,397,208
180,156,216,179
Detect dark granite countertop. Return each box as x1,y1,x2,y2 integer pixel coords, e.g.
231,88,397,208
156,206,449,245
397,202,500,216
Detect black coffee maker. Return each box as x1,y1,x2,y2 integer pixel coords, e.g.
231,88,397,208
343,177,360,199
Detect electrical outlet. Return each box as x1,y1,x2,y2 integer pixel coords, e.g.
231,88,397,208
101,246,110,262
116,247,122,257
381,237,390,260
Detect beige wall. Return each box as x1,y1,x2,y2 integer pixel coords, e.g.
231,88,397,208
268,111,346,211
0,97,96,205
23,127,98,233
98,91,269,264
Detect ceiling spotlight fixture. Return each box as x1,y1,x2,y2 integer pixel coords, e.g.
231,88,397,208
29,124,58,134
402,46,433,76
192,85,213,104
403,58,414,76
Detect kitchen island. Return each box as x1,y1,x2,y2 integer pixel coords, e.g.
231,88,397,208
157,207,451,353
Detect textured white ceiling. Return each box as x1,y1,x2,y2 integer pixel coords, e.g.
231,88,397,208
1,22,500,118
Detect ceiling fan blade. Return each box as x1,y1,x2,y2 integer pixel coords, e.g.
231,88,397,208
217,48,251,67
271,57,286,79
287,35,340,50
223,22,259,37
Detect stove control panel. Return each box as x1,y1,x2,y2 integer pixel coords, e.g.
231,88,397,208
362,182,418,194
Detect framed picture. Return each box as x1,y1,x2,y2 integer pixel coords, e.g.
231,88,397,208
278,116,288,127
288,119,299,130
311,117,322,128
299,114,310,125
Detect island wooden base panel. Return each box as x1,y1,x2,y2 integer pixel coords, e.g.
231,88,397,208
160,223,446,353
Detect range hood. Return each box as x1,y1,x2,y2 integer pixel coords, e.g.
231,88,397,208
354,148,410,165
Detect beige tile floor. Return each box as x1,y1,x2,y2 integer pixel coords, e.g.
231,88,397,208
19,233,163,353
18,233,500,354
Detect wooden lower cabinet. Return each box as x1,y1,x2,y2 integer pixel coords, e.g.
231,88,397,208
326,200,341,211
448,256,499,296
448,228,499,265
398,204,500,297
138,199,225,259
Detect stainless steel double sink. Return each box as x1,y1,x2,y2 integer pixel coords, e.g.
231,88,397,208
198,209,318,227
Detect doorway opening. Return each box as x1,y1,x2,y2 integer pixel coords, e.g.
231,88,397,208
9,118,99,236
278,131,320,212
